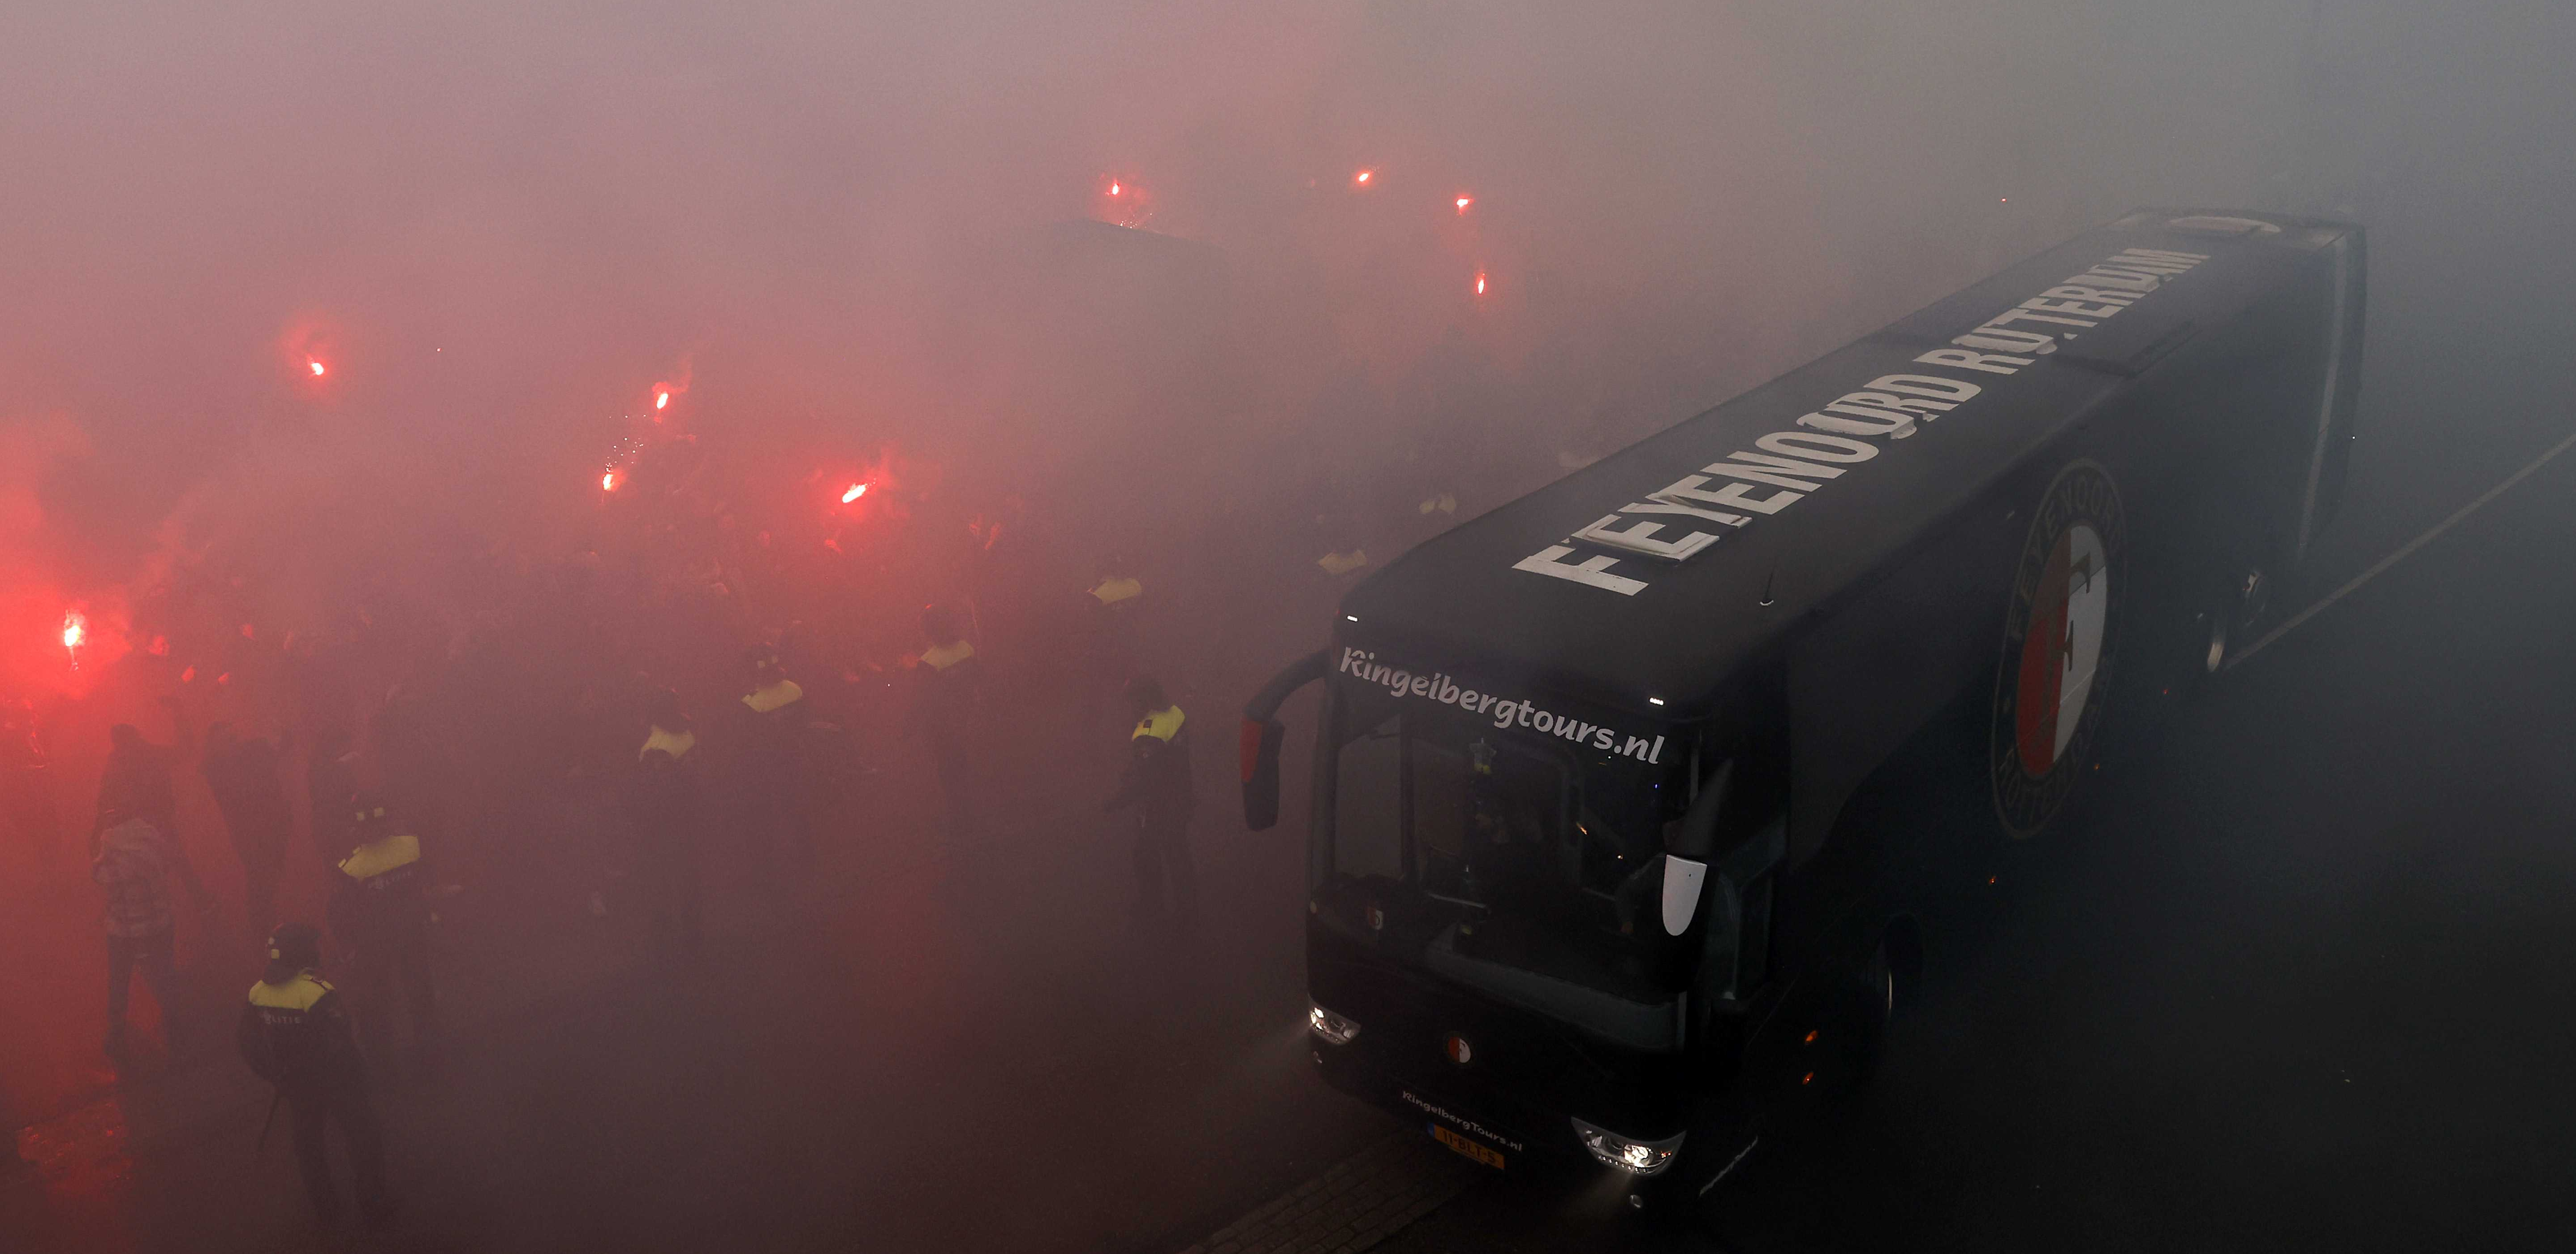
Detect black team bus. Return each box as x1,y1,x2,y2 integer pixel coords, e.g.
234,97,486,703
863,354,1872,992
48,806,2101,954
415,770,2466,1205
1240,210,2365,1212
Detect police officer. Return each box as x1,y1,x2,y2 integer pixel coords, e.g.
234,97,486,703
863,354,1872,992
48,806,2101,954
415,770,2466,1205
1101,675,1196,926
737,644,815,873
327,794,439,1078
1080,558,1144,745
914,605,982,858
629,690,704,965
237,921,397,1227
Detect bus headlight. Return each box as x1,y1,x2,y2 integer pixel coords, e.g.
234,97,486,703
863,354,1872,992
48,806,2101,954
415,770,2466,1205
1308,1003,1362,1045
1572,1119,1684,1176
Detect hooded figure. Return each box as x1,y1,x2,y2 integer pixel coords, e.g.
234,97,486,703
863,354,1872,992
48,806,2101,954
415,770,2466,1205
95,723,178,837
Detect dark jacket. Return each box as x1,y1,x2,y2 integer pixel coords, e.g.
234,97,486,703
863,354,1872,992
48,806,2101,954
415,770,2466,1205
1104,706,1194,822
624,752,704,869
328,833,430,948
203,735,293,856
307,749,362,861
96,741,178,833
238,971,364,1088
910,643,982,750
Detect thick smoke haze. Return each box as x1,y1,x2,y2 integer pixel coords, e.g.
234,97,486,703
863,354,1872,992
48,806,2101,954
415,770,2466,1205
11,1,2576,1251
0,0,2391,681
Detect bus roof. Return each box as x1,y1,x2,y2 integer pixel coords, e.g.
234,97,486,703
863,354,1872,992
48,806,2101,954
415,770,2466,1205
1337,209,2359,715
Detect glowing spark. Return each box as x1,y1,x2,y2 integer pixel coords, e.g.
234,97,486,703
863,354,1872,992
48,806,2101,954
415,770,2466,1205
1354,169,1372,186
842,483,868,504
602,472,617,492
1455,196,1473,212
309,361,327,376
1475,272,1488,295
61,612,85,653
656,391,670,410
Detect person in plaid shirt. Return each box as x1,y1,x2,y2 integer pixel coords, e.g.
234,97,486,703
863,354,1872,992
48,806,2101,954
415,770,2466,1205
91,802,212,1059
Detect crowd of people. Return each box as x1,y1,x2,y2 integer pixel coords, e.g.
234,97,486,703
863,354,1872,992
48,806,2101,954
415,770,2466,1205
0,408,1516,1229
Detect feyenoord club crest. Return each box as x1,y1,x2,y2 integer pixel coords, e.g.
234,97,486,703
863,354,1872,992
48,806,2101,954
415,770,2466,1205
1990,461,2124,837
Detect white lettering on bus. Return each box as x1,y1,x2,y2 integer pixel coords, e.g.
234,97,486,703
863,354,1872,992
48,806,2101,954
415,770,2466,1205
1508,244,2208,594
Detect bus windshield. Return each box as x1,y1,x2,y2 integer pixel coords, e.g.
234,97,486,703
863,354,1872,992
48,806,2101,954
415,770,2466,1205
1318,678,1693,1024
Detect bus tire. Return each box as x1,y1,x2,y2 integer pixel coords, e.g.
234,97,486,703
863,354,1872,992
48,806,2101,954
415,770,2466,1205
1987,459,2127,839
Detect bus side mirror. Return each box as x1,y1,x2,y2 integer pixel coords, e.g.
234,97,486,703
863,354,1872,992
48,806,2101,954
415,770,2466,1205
1240,648,1330,833
1241,717,1286,831
1659,759,1733,934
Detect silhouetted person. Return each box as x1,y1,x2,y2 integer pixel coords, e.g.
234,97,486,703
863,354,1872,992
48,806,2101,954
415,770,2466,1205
1102,675,1196,927
913,604,983,859
327,794,440,1078
202,722,294,940
238,921,397,1227
1077,557,1145,747
737,644,816,873
95,722,178,839
626,740,704,967
306,727,362,872
0,696,59,866
92,804,209,1059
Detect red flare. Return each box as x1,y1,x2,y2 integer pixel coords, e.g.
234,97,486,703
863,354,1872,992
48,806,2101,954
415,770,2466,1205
1455,196,1473,213
842,483,868,504
1474,272,1488,296
60,611,85,653
602,472,617,492
655,391,670,410
309,361,327,377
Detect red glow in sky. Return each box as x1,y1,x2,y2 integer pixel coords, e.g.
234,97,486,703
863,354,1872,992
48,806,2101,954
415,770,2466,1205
1353,169,1373,186
842,482,868,503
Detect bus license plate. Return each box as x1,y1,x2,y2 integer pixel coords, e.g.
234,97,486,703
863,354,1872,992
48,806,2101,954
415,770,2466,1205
1430,1124,1505,1171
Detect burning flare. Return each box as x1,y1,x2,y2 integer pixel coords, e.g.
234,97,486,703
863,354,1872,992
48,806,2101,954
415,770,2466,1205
1474,272,1488,296
309,360,327,377
602,472,617,492
61,611,85,653
655,391,670,410
1455,196,1473,213
842,483,868,504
